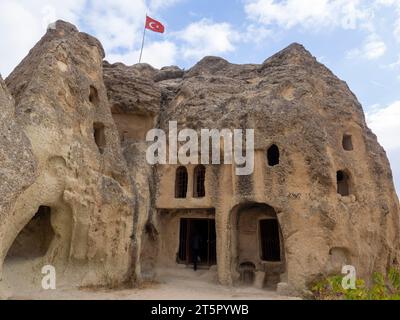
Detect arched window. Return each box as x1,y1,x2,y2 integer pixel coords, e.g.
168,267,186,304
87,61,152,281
175,166,188,198
267,144,280,166
337,170,350,196
342,134,354,151
193,165,206,198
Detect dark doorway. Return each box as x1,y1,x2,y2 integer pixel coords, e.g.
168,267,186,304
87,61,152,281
7,206,54,259
239,262,256,285
260,219,281,262
337,170,350,196
178,219,216,267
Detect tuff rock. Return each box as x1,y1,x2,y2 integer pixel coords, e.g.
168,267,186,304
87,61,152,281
0,21,399,296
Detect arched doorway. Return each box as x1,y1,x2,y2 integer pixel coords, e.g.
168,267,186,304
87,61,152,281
337,170,351,196
157,208,216,270
6,206,54,260
1,201,72,292
230,202,285,289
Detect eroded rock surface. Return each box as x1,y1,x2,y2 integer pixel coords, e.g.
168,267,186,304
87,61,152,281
0,21,135,293
0,76,37,270
104,43,400,293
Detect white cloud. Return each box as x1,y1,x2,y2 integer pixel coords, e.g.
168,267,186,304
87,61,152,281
367,101,400,151
244,0,400,64
244,0,373,30
374,0,396,5
0,0,180,75
367,101,400,194
0,0,398,74
0,0,84,76
363,37,387,59
108,40,177,68
389,148,400,194
241,24,273,44
386,55,400,69
177,19,240,60
84,0,147,55
347,34,387,60
149,0,182,10
395,18,400,42
376,0,400,42
0,1,243,72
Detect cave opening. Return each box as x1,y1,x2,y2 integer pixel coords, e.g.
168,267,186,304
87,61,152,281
6,206,55,260
93,122,106,154
89,86,99,107
342,134,354,151
337,170,351,196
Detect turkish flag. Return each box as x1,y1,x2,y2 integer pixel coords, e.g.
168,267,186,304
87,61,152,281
145,16,165,33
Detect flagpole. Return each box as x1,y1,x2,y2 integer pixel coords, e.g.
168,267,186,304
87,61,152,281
138,14,147,64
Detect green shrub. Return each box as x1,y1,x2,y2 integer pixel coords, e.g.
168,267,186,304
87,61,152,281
311,268,400,300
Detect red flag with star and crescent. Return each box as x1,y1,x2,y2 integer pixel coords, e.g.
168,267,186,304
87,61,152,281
145,15,165,33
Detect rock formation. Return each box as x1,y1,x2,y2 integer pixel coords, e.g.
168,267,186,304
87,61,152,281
0,20,399,297
0,75,37,291
0,21,134,294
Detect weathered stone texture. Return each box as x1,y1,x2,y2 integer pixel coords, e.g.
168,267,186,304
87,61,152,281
0,76,37,259
0,21,134,292
104,43,400,293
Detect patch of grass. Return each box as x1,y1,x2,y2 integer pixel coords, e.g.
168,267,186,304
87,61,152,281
311,268,400,300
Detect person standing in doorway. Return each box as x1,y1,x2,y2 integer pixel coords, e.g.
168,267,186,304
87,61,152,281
191,230,201,271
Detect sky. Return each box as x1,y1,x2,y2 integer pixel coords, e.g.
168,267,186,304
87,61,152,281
0,0,399,194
